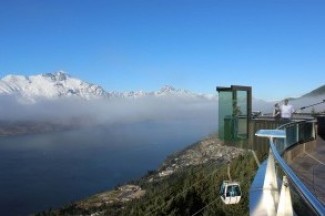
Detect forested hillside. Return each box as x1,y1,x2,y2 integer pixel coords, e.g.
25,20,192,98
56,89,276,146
37,151,258,216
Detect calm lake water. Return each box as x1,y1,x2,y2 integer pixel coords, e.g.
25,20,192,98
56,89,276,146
0,120,216,215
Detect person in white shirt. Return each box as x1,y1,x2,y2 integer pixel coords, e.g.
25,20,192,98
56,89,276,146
280,99,295,121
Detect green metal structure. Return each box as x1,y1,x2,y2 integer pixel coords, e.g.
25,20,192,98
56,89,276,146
216,85,252,148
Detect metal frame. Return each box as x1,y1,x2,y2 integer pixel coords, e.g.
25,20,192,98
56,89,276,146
216,85,252,140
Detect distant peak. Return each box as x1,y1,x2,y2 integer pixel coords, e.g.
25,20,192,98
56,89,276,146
56,70,66,74
42,71,70,81
160,85,176,92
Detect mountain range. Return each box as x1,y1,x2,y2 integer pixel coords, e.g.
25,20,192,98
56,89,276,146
1,71,324,104
0,71,215,102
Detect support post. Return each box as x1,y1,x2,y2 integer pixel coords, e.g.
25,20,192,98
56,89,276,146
276,176,294,216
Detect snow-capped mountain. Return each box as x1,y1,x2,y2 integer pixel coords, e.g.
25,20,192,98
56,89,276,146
111,85,215,100
0,71,216,102
0,71,106,101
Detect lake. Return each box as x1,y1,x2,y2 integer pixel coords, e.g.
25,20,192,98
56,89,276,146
0,119,216,215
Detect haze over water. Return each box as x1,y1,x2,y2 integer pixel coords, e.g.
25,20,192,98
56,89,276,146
0,119,216,216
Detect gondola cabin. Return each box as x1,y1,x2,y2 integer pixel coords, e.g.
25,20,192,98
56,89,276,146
219,181,242,204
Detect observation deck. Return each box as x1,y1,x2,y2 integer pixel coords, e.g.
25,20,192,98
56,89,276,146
250,115,325,216
215,84,325,215
289,136,325,205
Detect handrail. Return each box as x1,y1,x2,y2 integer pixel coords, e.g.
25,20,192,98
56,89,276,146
256,120,325,216
269,137,325,215
277,119,306,130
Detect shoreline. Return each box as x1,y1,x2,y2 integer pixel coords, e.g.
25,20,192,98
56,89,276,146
41,132,246,214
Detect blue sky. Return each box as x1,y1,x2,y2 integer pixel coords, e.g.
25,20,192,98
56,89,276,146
0,0,324,101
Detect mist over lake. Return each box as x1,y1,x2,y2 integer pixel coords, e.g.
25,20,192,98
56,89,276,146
0,103,217,215
2,82,323,215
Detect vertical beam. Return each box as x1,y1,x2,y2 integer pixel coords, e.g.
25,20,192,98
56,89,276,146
296,124,299,147
276,176,294,216
262,148,280,215
264,148,279,191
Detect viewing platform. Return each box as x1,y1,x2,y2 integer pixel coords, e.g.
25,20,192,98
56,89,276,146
250,116,325,216
289,136,325,205
216,84,325,215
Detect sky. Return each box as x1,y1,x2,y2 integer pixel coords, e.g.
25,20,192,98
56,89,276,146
0,0,325,101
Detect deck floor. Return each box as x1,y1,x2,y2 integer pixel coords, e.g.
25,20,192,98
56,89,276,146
289,137,325,205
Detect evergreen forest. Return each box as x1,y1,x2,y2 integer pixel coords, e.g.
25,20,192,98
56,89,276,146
37,152,258,216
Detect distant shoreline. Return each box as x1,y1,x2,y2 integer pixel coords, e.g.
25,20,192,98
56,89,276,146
0,119,90,136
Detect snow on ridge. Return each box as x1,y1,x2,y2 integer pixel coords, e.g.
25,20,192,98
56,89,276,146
0,72,216,102
0,71,107,101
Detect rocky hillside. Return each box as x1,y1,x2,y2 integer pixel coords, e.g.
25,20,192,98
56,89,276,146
156,134,245,180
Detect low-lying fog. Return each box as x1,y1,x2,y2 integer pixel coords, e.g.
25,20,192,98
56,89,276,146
0,94,324,215
1,94,324,126
0,95,218,215
0,95,217,125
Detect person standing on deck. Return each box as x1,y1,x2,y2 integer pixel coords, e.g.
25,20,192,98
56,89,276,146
280,99,295,121
273,103,281,120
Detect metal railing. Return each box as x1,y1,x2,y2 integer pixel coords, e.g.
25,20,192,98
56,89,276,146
254,120,325,216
